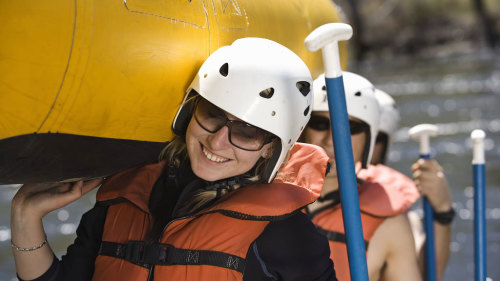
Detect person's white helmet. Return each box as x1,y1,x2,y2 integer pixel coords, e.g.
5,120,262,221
173,38,313,183
373,88,400,163
374,88,400,138
312,71,380,168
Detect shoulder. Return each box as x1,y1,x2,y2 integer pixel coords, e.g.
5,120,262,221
96,162,166,211
371,213,414,244
368,213,416,257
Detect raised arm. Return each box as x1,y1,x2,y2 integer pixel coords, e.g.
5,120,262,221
10,179,102,280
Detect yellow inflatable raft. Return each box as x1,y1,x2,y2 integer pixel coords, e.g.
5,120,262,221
0,0,347,183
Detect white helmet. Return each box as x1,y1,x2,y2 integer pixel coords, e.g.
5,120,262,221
374,88,400,138
374,88,400,163
173,38,313,183
312,71,380,168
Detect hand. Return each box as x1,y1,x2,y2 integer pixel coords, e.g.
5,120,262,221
11,178,104,221
412,159,452,212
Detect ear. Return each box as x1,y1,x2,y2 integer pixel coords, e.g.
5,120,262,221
262,148,272,159
261,140,276,159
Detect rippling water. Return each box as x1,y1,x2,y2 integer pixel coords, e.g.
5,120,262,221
0,52,499,280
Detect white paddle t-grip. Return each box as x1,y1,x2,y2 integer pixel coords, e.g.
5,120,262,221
304,23,352,78
409,124,438,157
471,129,486,164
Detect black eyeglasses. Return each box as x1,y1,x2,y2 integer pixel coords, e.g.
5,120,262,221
308,114,366,135
193,98,273,151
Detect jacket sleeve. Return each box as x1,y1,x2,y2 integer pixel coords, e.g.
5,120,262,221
244,212,337,281
17,204,108,281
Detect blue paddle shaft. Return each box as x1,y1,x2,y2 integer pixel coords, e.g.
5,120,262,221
474,164,486,281
419,153,437,281
325,77,369,281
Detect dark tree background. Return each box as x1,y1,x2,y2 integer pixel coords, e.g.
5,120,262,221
333,0,499,61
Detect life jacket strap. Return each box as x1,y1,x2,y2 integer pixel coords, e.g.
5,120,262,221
316,226,369,249
98,241,246,273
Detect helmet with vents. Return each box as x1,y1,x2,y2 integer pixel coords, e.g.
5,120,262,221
173,37,313,182
312,71,380,168
374,88,399,139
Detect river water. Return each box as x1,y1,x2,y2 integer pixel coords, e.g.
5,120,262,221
0,51,499,280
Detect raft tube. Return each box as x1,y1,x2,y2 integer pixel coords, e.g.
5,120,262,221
0,0,347,184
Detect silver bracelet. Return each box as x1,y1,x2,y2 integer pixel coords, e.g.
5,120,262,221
11,238,47,252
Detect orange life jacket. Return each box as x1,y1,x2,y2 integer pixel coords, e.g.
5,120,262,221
92,142,329,281
312,164,420,281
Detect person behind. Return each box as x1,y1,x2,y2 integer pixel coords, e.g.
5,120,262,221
10,38,337,281
369,89,453,281
303,72,422,281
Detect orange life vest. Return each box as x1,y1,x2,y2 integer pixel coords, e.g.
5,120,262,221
312,164,420,281
92,142,329,281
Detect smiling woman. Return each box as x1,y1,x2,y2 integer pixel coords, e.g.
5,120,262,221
185,97,275,181
10,38,337,281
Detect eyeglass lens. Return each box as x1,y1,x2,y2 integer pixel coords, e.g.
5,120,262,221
194,98,270,151
308,114,366,135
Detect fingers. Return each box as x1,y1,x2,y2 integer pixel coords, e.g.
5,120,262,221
81,178,105,195
52,178,104,206
14,178,104,212
412,159,444,178
411,159,452,212
43,181,85,210
13,181,90,218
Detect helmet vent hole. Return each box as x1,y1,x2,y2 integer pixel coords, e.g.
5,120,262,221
355,91,362,96
271,111,276,116
259,88,274,99
219,63,229,77
203,73,208,78
322,85,326,91
303,105,310,116
296,81,311,96
288,139,291,144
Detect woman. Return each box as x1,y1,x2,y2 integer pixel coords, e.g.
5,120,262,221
11,38,337,280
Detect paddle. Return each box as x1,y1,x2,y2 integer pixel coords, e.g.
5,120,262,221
471,129,487,281
409,124,438,281
305,23,369,281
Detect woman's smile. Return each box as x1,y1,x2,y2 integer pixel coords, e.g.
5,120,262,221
201,144,230,163
186,116,270,182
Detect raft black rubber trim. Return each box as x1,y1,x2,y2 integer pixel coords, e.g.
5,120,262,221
316,226,369,249
98,240,246,273
0,133,166,184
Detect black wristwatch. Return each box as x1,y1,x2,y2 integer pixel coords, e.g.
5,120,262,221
433,207,456,225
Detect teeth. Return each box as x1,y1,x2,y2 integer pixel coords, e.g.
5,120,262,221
202,147,229,163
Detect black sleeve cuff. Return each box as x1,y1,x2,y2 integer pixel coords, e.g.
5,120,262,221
17,254,60,281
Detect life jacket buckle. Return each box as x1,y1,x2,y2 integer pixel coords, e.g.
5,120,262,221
123,241,169,265
124,241,144,263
